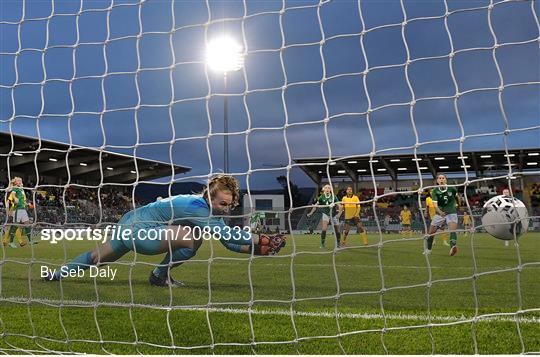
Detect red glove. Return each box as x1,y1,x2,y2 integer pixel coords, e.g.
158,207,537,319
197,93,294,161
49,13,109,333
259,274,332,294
254,234,286,255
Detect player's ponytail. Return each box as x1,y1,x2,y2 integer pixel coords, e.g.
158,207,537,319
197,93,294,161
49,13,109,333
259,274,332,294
202,175,240,207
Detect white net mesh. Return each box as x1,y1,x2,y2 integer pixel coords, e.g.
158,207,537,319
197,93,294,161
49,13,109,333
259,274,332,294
0,0,539,354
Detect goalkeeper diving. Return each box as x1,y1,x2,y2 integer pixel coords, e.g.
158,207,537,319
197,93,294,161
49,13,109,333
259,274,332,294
43,175,286,287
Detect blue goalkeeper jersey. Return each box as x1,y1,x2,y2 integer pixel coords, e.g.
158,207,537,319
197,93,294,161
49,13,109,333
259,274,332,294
118,194,252,245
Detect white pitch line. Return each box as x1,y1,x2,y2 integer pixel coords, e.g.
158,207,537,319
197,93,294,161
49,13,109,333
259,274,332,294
4,296,539,324
209,307,540,325
4,257,537,270
236,263,539,270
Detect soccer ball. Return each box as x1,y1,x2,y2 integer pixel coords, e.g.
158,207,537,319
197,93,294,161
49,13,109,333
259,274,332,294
481,195,529,240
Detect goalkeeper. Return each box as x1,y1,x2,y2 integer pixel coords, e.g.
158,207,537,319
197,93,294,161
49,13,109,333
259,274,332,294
44,175,286,287
424,173,460,256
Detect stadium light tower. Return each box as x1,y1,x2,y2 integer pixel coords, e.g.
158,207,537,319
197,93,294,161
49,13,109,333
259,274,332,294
206,36,245,173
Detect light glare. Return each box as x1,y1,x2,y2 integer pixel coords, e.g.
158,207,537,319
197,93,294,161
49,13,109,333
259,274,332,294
206,37,244,73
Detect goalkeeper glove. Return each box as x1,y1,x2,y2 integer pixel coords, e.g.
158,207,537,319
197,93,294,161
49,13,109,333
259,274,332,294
254,234,286,255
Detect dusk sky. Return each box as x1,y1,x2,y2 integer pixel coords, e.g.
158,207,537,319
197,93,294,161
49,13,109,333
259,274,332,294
1,0,539,189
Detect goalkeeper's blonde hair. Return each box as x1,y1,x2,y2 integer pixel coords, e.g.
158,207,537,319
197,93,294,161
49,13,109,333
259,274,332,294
202,175,240,207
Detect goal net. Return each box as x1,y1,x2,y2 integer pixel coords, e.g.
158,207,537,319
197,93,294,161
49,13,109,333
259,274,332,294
0,0,539,354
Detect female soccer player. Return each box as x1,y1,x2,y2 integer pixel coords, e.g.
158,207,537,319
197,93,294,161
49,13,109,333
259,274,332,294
425,191,449,246
341,186,368,246
462,211,472,230
5,177,36,247
249,211,265,234
44,175,286,287
424,173,460,256
306,184,342,248
399,205,413,238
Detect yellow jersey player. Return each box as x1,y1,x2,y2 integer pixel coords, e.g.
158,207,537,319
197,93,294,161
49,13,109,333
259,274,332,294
426,191,449,246
399,205,412,237
462,211,472,230
341,186,368,246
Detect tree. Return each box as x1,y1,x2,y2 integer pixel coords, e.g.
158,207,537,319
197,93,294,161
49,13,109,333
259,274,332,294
276,175,301,209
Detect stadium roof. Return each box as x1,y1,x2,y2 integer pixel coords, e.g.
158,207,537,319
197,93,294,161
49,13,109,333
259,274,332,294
0,132,191,185
294,148,540,184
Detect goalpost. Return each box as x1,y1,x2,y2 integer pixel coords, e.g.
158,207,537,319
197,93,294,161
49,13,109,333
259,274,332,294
0,0,539,354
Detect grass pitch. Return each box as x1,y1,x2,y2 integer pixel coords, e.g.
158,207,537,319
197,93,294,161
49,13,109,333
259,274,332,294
0,231,539,354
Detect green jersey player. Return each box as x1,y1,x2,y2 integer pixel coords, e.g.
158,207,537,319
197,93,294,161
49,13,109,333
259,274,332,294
249,211,265,233
425,173,460,256
6,177,36,246
307,184,343,249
